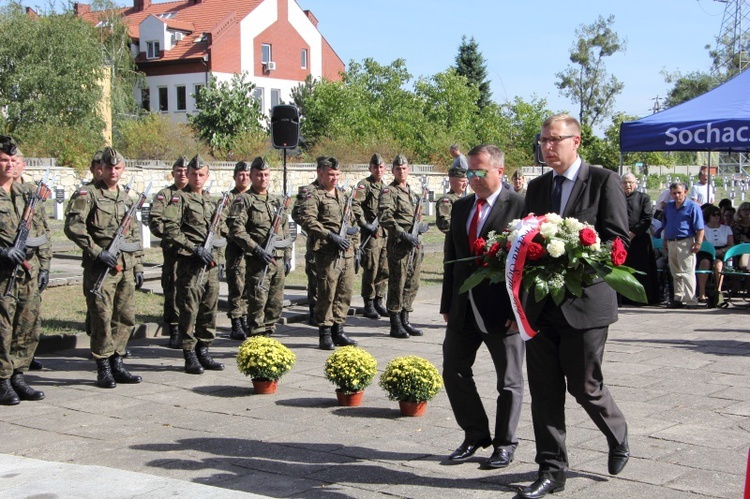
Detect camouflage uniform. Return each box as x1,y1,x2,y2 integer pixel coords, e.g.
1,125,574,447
292,179,320,321
353,174,388,304
0,183,50,378
64,180,143,360
161,185,227,351
149,184,182,330
227,188,291,336
379,182,425,314
225,186,250,322
435,166,467,235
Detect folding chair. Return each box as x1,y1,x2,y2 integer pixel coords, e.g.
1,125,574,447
717,243,750,308
695,241,718,307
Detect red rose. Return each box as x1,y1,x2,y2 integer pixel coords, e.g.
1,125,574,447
527,242,546,261
488,242,502,258
472,237,486,256
611,237,628,266
579,227,597,246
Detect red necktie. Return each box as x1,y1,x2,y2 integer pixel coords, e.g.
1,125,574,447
468,198,486,247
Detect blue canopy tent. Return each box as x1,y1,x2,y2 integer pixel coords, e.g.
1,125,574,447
620,69,750,153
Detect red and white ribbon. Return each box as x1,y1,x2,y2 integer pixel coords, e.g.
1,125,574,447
505,214,546,341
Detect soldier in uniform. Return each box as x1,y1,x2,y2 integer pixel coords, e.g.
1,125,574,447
298,156,359,350
225,161,252,341
148,156,188,349
353,153,389,319
435,166,467,235
89,151,104,184
0,136,50,404
379,154,429,339
161,155,226,375
227,157,292,337
291,167,324,326
511,170,526,197
64,147,144,388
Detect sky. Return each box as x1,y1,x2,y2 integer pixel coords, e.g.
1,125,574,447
6,0,731,127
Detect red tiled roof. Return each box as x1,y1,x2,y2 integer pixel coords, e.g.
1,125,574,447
79,0,263,62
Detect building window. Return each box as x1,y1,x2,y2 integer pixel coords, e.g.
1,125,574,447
193,84,204,108
146,41,160,59
271,89,281,108
176,85,186,111
253,87,264,113
141,88,150,111
158,87,168,112
261,43,272,63
301,49,308,69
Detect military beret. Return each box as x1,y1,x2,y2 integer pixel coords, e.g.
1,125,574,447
234,160,251,174
101,146,124,166
188,154,206,169
511,170,524,180
0,135,18,156
173,156,187,168
316,156,339,170
393,154,408,166
250,157,269,170
370,153,384,166
448,166,466,178
92,150,103,163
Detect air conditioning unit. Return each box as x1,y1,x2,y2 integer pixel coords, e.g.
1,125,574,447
174,32,184,41
265,61,276,71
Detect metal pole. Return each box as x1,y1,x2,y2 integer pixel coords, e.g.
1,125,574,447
283,148,287,195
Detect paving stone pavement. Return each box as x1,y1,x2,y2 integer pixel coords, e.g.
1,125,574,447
2,258,750,498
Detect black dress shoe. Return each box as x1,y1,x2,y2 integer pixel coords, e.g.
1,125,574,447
517,478,565,498
608,439,630,475
447,440,491,462
666,301,684,309
485,447,513,469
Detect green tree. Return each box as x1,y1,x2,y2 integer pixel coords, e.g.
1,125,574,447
188,72,265,157
117,113,210,160
454,36,492,109
556,15,625,129
662,70,720,108
0,2,105,136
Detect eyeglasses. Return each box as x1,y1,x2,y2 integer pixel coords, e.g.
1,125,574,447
538,135,575,146
466,169,489,179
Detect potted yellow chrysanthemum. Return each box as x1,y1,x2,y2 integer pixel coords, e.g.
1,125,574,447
379,355,443,416
324,346,378,406
236,336,296,394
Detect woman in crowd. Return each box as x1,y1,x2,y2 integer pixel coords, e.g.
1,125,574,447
697,204,733,302
731,201,750,270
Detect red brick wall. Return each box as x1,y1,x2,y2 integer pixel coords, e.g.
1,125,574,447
210,20,242,74
253,0,309,80
322,38,344,81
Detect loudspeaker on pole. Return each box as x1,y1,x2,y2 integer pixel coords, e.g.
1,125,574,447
271,105,299,149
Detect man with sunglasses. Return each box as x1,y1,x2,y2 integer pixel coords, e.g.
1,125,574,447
440,145,525,470
518,114,630,498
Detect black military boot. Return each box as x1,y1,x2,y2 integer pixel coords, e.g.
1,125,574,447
167,324,181,349
10,371,45,401
361,299,380,319
183,349,204,375
29,357,43,370
95,357,116,388
109,353,142,384
319,326,335,350
196,342,224,371
331,323,357,346
308,305,317,327
0,378,20,405
373,296,388,317
230,317,247,341
240,316,249,335
388,312,410,339
400,310,424,336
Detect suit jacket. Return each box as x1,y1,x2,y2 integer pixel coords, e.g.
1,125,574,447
522,161,630,330
440,188,525,334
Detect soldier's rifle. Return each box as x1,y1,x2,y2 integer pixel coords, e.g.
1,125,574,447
90,181,152,298
406,186,430,270
197,190,230,290
335,187,358,270
4,167,52,296
257,195,293,291
354,216,379,275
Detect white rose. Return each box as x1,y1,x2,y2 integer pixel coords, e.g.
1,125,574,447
563,217,584,233
508,229,520,243
591,242,601,252
540,222,559,239
547,239,566,258
545,213,563,225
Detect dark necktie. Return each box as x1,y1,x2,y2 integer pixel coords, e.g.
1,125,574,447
551,175,565,214
468,198,486,247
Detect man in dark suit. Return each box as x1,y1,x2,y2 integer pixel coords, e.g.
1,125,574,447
518,115,631,499
440,145,525,469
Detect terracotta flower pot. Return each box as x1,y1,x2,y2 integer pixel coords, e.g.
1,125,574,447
336,389,364,406
399,400,427,417
252,378,278,394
